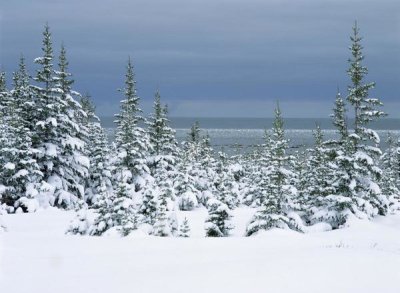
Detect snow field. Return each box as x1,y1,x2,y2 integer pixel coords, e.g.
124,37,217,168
1,208,400,293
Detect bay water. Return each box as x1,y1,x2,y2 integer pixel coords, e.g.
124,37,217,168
101,117,400,154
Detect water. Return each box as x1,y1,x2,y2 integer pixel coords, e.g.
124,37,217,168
102,117,400,154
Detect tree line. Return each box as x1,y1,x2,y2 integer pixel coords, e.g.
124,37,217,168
1,23,399,237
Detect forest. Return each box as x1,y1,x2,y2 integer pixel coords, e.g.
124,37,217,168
0,23,398,237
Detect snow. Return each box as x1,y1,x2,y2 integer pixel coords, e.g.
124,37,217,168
45,143,58,157
12,169,29,179
1,208,400,293
4,162,15,170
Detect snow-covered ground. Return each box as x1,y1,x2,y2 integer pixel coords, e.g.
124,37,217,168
1,208,400,293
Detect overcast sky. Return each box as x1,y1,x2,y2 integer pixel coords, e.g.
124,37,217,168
1,0,399,117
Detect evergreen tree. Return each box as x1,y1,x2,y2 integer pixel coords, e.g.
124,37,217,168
139,182,158,224
214,152,240,209
79,95,113,205
188,121,201,143
380,133,400,211
32,24,89,209
152,195,172,236
66,200,90,235
0,56,43,212
91,179,136,236
114,58,151,190
178,217,190,237
343,22,387,218
147,91,178,159
0,71,6,92
246,104,302,236
174,168,199,211
205,198,234,237
304,125,336,224
56,43,74,96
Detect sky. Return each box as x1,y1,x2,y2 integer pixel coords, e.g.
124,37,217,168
1,0,399,118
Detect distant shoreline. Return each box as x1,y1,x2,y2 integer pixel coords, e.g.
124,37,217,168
100,117,400,130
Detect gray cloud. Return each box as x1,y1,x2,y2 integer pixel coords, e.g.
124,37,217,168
0,0,399,117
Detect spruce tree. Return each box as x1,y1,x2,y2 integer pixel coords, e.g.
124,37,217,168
344,22,388,217
304,125,336,224
205,198,234,237
246,104,301,236
152,195,172,236
380,133,400,211
178,217,190,237
139,182,158,225
147,91,178,160
114,58,151,190
0,56,43,212
90,178,136,236
79,95,113,205
32,24,89,209
214,152,240,209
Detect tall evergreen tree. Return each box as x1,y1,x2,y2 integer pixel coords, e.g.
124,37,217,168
147,91,178,158
304,125,336,225
114,58,151,190
0,56,43,212
80,95,113,205
380,133,400,211
32,24,89,209
344,22,388,217
246,104,302,236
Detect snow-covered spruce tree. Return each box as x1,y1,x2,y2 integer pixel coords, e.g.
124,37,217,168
188,121,201,143
0,56,43,212
146,90,179,206
147,90,179,165
303,125,336,224
32,24,89,209
379,133,400,211
139,182,159,225
214,152,240,209
174,122,209,210
79,95,114,205
174,167,199,211
90,178,136,236
0,71,10,117
182,125,218,206
344,22,388,218
311,91,357,228
205,198,234,237
242,130,272,207
291,150,308,207
114,58,151,190
152,193,173,237
178,217,190,237
65,199,90,235
246,104,301,236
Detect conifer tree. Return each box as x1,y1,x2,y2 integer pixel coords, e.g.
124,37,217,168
147,91,178,159
152,195,172,236
304,125,336,224
380,133,400,211
114,58,151,190
79,95,113,205
188,121,201,143
246,104,301,236
214,152,240,209
90,178,136,236
32,24,89,209
178,217,190,237
139,183,158,224
0,56,43,212
205,198,234,237
342,22,388,218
